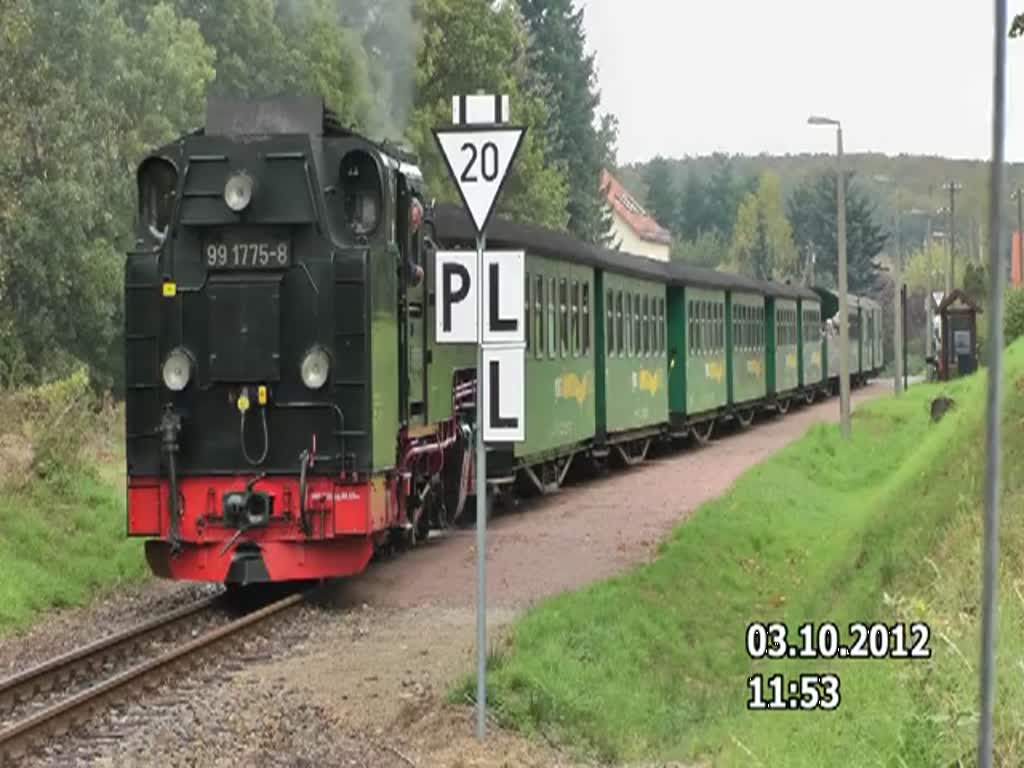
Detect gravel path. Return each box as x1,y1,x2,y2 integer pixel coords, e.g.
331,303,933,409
2,383,885,767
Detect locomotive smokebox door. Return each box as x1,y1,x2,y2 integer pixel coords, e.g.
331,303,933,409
207,276,282,382
936,289,981,381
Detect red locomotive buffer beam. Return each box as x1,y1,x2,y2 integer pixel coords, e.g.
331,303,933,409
129,476,396,583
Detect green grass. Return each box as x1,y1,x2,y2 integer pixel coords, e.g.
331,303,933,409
0,461,148,633
473,340,1024,766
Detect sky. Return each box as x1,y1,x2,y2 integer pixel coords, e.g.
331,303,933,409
579,0,1024,165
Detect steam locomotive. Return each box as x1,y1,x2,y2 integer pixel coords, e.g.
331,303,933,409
125,95,881,586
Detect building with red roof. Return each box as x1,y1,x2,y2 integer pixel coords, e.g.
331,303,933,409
601,168,672,262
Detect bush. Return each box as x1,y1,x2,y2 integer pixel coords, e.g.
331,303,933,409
1006,286,1024,345
0,368,100,490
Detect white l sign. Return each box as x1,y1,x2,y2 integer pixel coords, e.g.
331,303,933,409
482,251,524,345
435,250,478,344
481,344,525,442
433,128,525,235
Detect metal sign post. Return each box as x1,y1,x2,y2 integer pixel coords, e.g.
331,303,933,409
433,94,526,740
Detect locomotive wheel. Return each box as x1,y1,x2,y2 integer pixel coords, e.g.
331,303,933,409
736,409,754,429
776,398,790,415
804,389,815,405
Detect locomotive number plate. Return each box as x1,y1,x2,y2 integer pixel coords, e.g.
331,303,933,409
204,239,291,270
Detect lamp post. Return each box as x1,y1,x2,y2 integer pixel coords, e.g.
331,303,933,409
942,181,962,294
808,115,850,439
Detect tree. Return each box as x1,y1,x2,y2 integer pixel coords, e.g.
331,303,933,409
787,170,888,294
643,156,679,236
729,172,798,281
704,155,750,241
409,0,569,230
678,173,708,240
672,231,726,269
0,1,215,388
336,0,419,139
903,242,946,294
518,0,616,243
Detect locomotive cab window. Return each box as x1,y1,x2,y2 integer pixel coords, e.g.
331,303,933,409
339,150,383,237
137,157,178,239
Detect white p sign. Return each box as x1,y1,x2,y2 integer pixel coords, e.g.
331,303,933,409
435,251,477,344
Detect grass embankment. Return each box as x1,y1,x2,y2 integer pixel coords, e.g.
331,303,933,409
0,372,146,633
477,342,1024,766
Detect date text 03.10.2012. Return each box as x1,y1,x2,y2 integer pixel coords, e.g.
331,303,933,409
746,622,932,660
747,673,840,711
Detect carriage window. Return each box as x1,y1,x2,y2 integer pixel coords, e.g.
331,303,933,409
535,275,544,358
719,304,725,352
698,300,705,355
625,293,632,357
687,301,694,355
559,278,568,358
640,295,648,356
548,277,556,359
658,299,665,355
616,291,624,356
582,283,591,356
606,289,614,356
571,281,580,357
524,273,530,353
633,293,640,357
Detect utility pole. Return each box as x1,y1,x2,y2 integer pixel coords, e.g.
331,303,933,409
836,128,851,438
924,215,935,371
893,207,904,395
943,181,962,294
1012,187,1023,282
808,114,850,438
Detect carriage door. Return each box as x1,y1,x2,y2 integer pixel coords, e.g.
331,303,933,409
397,175,427,429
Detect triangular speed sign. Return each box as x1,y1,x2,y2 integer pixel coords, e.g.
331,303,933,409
433,127,526,235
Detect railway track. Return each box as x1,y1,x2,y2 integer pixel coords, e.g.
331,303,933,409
0,590,307,762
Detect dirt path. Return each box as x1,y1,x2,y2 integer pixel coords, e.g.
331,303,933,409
236,384,888,767
18,384,886,767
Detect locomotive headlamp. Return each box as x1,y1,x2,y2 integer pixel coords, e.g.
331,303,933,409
224,172,255,212
300,346,330,390
162,347,193,391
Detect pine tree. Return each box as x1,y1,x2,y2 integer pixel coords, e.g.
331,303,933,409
786,170,888,294
679,173,707,240
643,156,678,236
518,0,617,244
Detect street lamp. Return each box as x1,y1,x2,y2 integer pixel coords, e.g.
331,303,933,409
808,115,851,439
